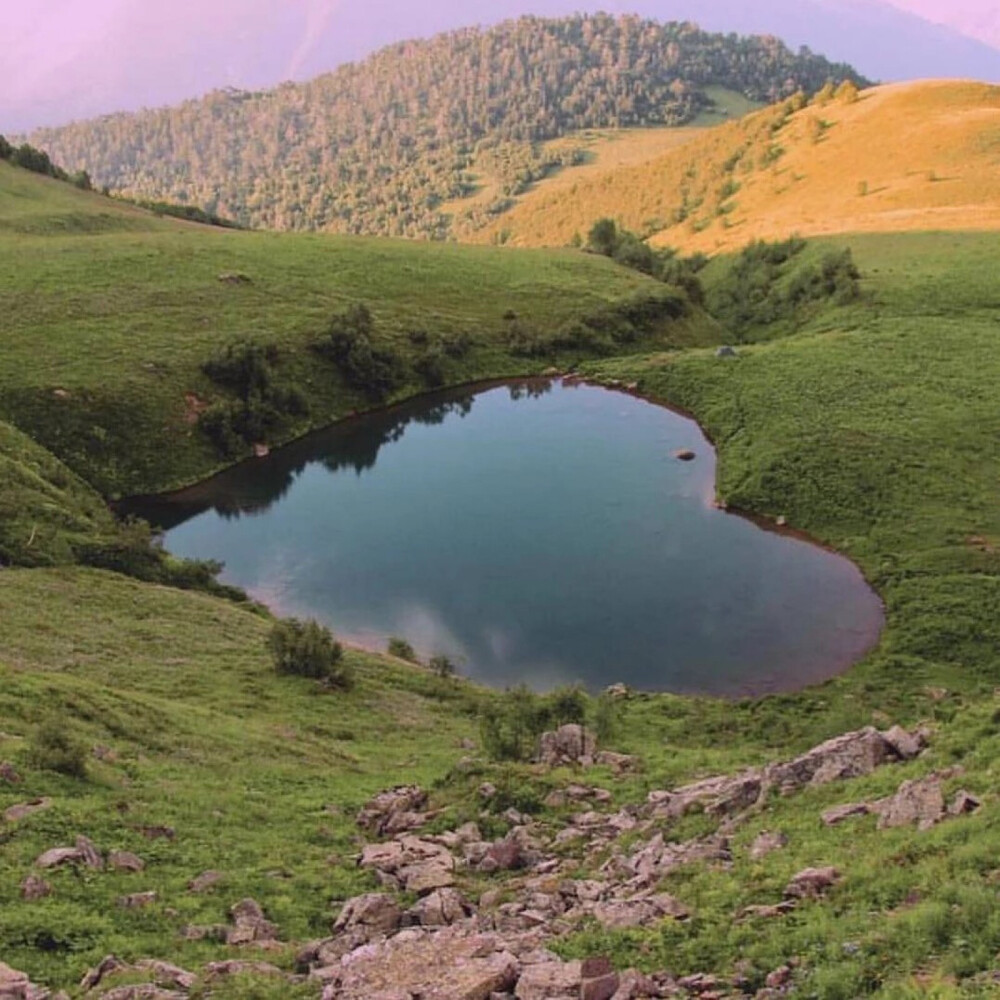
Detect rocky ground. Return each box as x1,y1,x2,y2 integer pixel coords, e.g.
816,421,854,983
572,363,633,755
3,720,984,1000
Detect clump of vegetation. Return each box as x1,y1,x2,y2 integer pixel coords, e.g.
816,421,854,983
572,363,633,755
388,637,419,662
267,618,352,689
28,716,89,779
315,304,405,400
479,684,589,761
199,340,308,457
0,135,92,190
429,654,457,680
706,236,861,338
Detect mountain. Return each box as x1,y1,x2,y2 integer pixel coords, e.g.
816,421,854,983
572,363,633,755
3,1,998,133
21,15,865,239
468,80,1000,253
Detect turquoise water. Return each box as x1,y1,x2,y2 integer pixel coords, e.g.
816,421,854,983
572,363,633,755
130,380,883,695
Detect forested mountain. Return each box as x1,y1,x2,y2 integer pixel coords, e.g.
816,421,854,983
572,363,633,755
26,15,865,239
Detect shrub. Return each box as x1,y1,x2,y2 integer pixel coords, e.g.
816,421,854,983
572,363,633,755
479,684,590,761
29,717,88,779
430,654,457,679
388,637,418,662
267,619,352,688
317,303,404,399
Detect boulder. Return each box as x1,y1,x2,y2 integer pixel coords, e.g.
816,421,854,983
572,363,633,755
749,831,788,860
34,838,102,870
0,762,21,784
882,725,927,761
76,836,104,869
716,346,739,359
657,771,763,819
591,894,689,929
109,851,145,873
515,960,582,999
537,725,596,767
4,798,52,823
408,887,472,927
118,892,157,909
673,449,697,462
876,775,945,830
949,790,981,816
334,893,403,937
226,898,278,945
356,786,428,836
784,866,840,900
81,955,126,990
201,961,283,979
594,751,638,774
131,962,196,991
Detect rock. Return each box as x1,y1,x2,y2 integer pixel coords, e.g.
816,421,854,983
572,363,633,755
0,961,44,1000
402,860,456,895
98,987,187,1000
187,869,223,892
180,924,228,943
319,926,519,1000
592,894,689,929
538,725,596,767
784,866,840,900
480,835,527,873
950,790,981,816
821,802,872,826
4,797,52,823
515,960,582,999
479,782,498,800
202,960,283,979
226,898,278,945
765,966,793,989
610,969,661,999
653,771,763,820
739,901,797,920
765,727,898,793
21,875,51,901
749,831,788,860
137,825,175,841
604,684,630,700
252,443,270,459
109,851,145,873
876,775,946,830
217,272,252,285
334,893,403,937
673,449,696,462
594,751,638,774
0,762,21,784
131,962,196,991
118,892,157,909
408,887,472,927
81,955,126,990
882,725,927,760
716,346,739,358
34,836,103,870
356,786,429,836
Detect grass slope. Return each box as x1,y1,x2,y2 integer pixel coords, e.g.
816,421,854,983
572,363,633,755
471,80,1000,253
0,162,715,497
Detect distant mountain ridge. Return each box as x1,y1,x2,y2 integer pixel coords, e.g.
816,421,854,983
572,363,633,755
24,14,865,239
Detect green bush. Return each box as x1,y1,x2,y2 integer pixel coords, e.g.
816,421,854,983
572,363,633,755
28,717,88,779
267,619,352,689
317,304,404,399
479,684,590,761
430,654,457,679
388,637,418,662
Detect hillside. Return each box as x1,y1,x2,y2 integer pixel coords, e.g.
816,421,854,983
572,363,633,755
2,212,1000,996
0,160,718,498
473,79,1000,253
21,15,864,240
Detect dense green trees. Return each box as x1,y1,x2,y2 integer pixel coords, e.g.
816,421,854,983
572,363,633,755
25,15,865,239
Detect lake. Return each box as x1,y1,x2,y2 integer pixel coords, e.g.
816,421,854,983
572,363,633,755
128,379,883,695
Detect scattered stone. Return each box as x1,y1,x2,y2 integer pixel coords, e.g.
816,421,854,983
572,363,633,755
35,836,103,870
652,771,763,820
1,961,50,1000
0,762,21,784
132,961,196,991
765,965,793,989
515,960,582,999
217,272,252,285
716,346,739,359
226,898,279,945
876,775,946,830
180,924,228,943
784,866,840,900
407,887,472,927
674,449,696,462
3,797,52,823
604,684,629,700
92,745,118,762
137,825,175,841
739,901,797,920
479,782,498,800
882,725,927,761
202,960,283,979
950,790,981,816
537,725,596,767
821,802,872,826
594,751,638,774
81,955,126,991
187,870,223,893
98,987,186,1000
334,893,403,937
357,786,429,836
21,875,51,901
109,851,145,873
750,831,789,860
591,894,689,929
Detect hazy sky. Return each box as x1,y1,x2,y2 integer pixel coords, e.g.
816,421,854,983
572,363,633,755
2,0,998,133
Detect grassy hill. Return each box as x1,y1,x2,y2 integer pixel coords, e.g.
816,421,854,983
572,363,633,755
1,155,1000,996
474,80,1000,252
0,161,717,497
21,14,863,241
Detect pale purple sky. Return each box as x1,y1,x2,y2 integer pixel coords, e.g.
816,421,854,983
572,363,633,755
2,0,998,133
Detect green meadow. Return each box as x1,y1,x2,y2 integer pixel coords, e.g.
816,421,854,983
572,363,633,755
1,164,999,997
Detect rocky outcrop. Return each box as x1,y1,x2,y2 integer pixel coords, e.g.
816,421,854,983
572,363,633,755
4,798,52,823
360,835,457,893
0,961,52,1000
538,725,597,767
356,786,429,837
35,836,103,870
784,867,840,900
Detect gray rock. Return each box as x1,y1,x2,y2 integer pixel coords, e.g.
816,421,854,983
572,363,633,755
716,346,739,358
20,875,52,901
108,851,145,873
226,898,278,945
750,831,789,859
334,893,403,937
4,797,52,823
515,960,582,999
821,802,872,826
117,892,157,909
784,866,840,900
356,786,428,836
187,870,223,893
876,775,946,830
537,725,596,767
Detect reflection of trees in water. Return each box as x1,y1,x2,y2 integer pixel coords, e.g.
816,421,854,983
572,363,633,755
129,388,481,528
507,379,552,402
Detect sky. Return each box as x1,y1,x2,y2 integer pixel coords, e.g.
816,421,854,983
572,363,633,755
2,0,998,133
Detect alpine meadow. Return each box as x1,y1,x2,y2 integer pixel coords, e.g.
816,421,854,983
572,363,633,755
2,10,1000,1000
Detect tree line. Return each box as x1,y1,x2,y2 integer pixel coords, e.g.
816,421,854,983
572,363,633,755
23,14,867,240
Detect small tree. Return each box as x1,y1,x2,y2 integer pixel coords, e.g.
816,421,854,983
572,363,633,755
587,217,619,257
429,654,456,680
388,637,418,662
268,619,353,689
